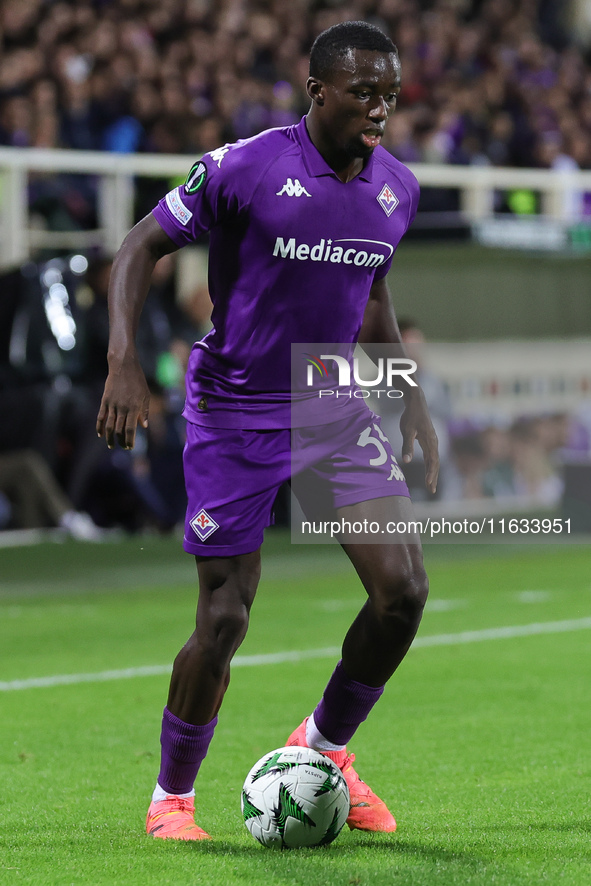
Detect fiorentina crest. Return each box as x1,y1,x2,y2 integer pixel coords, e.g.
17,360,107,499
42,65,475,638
377,183,399,216
190,508,219,540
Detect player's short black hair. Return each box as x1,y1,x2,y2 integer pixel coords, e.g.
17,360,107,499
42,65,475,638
309,21,398,81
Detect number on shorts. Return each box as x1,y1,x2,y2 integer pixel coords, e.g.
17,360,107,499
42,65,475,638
357,423,405,481
356,424,388,466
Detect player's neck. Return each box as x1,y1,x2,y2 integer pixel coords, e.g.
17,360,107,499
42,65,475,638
305,116,365,183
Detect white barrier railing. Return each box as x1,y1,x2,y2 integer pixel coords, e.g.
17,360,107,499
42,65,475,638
2,145,591,267
0,147,191,266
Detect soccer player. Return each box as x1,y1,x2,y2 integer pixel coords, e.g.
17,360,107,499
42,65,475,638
97,21,439,840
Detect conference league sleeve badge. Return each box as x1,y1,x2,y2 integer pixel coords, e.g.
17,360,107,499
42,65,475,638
185,160,207,195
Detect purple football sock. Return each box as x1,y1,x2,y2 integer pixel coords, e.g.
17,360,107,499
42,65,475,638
157,707,217,795
313,660,384,746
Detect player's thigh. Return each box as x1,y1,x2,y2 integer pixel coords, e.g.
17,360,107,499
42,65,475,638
293,409,409,520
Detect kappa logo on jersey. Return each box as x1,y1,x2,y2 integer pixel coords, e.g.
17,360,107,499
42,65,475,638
208,145,230,168
377,183,399,216
185,161,207,194
165,187,193,226
273,236,394,268
276,178,312,197
189,508,219,541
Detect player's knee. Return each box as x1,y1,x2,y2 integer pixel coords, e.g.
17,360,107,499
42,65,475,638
409,568,429,617
371,565,429,622
211,600,250,646
195,600,250,679
197,556,259,652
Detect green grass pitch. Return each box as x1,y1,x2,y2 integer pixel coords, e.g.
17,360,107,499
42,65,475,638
1,534,590,885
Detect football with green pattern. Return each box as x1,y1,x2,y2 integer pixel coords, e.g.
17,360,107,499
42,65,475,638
241,746,350,849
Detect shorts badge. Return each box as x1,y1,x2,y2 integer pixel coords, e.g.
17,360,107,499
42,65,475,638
190,508,219,541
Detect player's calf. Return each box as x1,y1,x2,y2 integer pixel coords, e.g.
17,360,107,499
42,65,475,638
342,561,428,686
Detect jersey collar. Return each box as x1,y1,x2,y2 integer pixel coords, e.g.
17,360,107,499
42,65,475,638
295,116,376,183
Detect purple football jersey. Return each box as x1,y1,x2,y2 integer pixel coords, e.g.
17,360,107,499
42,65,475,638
153,117,419,429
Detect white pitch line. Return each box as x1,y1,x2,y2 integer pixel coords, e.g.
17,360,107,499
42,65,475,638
2,617,591,693
0,664,172,691
412,616,591,647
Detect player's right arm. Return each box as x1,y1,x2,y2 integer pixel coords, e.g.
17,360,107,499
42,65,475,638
96,213,179,451
97,139,252,449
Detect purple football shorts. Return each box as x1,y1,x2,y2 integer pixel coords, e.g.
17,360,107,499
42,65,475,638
183,407,409,557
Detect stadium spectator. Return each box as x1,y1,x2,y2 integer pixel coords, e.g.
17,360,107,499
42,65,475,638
0,448,102,539
508,416,564,505
445,430,489,500
480,423,515,498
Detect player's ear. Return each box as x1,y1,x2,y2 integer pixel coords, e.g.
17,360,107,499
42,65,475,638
306,77,325,106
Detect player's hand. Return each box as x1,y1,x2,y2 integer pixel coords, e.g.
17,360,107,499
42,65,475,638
400,388,440,494
96,356,150,451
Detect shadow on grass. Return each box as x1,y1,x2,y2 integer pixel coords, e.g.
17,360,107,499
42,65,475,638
159,832,488,869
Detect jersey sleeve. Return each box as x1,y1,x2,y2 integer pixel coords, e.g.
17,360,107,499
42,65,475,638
372,253,394,280
152,144,248,247
405,168,421,230
372,164,420,280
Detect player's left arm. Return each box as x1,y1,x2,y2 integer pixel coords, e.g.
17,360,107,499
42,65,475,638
358,277,439,494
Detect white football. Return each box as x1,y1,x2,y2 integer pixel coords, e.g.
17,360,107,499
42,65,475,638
241,746,350,849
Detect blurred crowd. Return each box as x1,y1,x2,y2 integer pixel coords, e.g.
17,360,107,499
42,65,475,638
0,252,212,537
444,413,576,504
378,319,591,510
0,0,587,172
